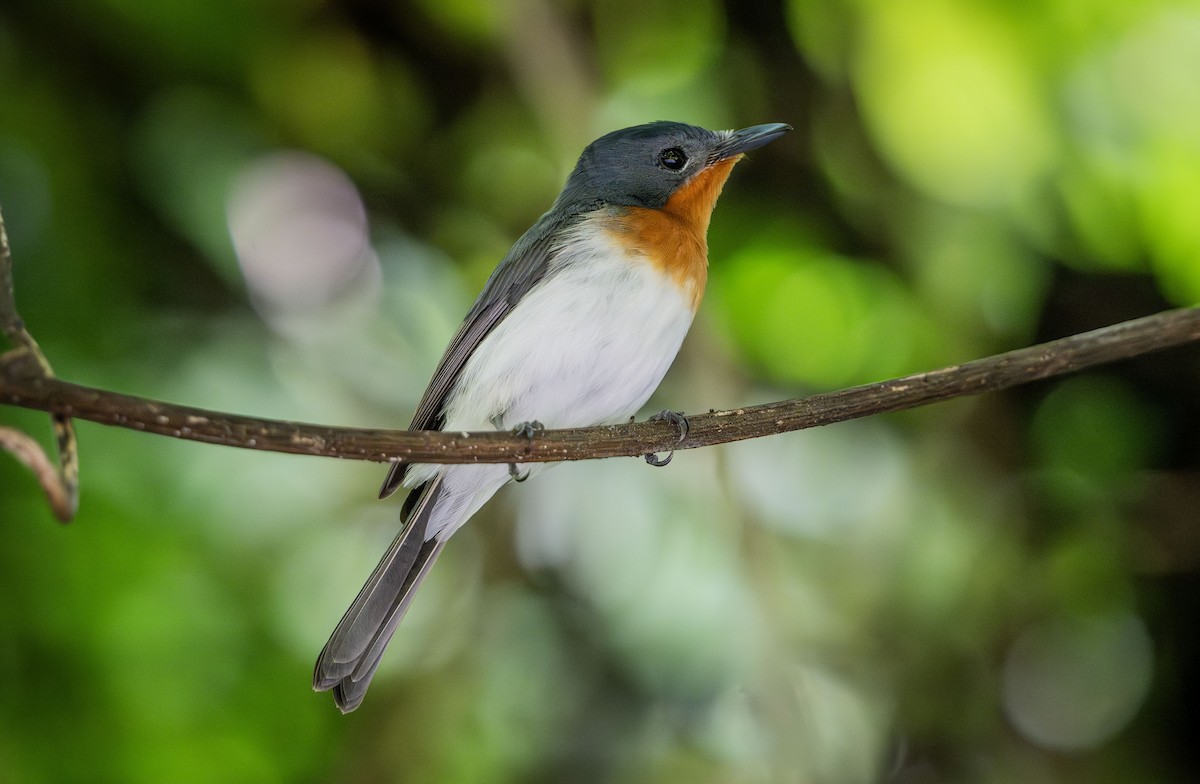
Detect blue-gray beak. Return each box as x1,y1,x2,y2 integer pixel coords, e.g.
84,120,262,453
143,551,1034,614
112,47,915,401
714,122,792,160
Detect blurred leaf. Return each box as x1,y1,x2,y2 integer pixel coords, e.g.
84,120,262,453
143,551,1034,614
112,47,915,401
854,0,1056,206
593,0,723,93
716,239,924,387
1031,375,1163,495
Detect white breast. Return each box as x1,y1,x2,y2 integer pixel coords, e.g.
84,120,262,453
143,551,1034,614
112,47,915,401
441,228,697,433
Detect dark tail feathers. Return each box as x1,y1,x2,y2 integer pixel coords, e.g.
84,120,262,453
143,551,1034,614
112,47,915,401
313,478,447,712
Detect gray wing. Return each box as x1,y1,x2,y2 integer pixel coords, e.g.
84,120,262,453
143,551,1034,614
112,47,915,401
378,208,586,499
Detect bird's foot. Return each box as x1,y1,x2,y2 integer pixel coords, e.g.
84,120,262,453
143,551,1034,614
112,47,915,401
506,420,544,482
651,409,690,440
644,410,688,468
511,420,544,440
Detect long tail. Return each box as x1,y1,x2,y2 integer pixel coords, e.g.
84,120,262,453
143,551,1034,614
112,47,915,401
313,477,447,713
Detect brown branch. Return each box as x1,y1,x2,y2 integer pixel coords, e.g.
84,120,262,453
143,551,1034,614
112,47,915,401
1,307,1197,465
0,208,78,521
0,425,76,521
3,205,1200,483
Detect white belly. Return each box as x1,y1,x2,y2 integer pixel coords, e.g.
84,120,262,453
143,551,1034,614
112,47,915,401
405,231,698,539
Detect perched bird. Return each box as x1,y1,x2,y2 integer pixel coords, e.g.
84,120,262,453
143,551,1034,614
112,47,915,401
313,120,791,712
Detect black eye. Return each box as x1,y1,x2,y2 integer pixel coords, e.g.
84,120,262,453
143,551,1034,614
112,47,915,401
658,147,688,171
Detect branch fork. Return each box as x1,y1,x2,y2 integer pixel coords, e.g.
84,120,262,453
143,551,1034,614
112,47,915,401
0,209,78,521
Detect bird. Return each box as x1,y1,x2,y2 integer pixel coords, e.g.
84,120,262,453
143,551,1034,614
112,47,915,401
313,120,791,712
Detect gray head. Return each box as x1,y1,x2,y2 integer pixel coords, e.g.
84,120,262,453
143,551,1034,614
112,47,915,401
555,121,791,211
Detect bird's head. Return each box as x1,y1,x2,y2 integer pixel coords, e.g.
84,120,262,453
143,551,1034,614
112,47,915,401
556,121,791,213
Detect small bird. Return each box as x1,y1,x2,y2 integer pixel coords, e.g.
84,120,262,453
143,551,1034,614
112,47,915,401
313,120,791,712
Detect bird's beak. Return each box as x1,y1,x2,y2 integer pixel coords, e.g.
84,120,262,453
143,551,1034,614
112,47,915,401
712,123,792,161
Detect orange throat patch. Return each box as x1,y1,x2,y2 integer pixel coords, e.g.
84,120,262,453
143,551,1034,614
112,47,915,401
607,156,741,310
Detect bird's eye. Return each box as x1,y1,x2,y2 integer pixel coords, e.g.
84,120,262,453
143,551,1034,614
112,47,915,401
658,147,688,171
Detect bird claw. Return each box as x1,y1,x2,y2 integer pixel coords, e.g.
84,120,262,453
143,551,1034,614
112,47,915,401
511,420,544,440
650,409,689,442
506,420,543,483
644,451,673,467
643,410,688,468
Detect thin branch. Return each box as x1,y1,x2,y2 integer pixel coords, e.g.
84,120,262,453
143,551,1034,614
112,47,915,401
3,307,1198,465
0,425,76,521
0,208,78,520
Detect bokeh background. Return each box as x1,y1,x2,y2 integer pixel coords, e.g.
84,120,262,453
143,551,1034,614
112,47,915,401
2,0,1199,782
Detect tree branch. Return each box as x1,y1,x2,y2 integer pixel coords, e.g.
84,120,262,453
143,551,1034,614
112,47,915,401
3,311,1198,465
2,207,1200,485
0,208,78,521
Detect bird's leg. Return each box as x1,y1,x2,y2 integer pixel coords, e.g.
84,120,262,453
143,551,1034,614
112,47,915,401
644,410,689,467
508,419,544,482
493,415,543,482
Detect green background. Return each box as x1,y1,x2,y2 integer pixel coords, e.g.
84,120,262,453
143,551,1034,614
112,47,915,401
2,0,1199,781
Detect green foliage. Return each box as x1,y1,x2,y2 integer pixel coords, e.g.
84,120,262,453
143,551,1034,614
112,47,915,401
2,0,1198,782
